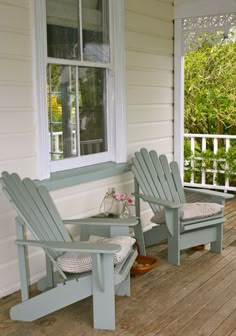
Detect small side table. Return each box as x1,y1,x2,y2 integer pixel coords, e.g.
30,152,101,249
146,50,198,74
89,213,146,256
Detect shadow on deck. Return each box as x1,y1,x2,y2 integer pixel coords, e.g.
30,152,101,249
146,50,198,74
1,198,236,336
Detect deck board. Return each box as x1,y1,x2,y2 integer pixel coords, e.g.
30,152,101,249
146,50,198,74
1,198,236,336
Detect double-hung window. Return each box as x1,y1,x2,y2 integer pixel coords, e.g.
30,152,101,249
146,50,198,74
34,0,126,177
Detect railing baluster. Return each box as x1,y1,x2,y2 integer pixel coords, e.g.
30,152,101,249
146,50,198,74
225,139,230,189
213,138,218,186
55,134,60,160
201,137,206,185
190,137,195,184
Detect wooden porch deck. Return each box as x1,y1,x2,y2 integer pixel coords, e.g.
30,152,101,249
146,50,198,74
1,197,236,336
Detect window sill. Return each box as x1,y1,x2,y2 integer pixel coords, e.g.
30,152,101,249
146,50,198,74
40,161,131,191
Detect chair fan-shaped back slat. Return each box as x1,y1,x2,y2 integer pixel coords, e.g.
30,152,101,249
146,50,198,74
149,150,173,201
134,152,163,212
131,160,160,213
170,161,186,203
23,178,71,242
37,184,71,242
159,155,181,203
140,148,167,201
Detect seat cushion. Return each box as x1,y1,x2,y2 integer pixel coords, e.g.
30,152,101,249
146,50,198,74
57,235,136,274
151,202,224,224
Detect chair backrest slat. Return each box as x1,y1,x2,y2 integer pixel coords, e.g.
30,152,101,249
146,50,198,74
140,148,168,201
11,174,60,242
23,178,71,242
170,161,186,203
133,154,160,213
159,155,180,203
149,150,173,200
37,184,71,242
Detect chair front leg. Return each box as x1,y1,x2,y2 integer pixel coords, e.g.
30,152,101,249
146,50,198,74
92,253,115,330
16,217,29,302
210,223,223,253
165,208,180,266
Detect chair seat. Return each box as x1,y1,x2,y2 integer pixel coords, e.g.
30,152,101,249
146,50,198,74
57,235,136,273
150,202,224,224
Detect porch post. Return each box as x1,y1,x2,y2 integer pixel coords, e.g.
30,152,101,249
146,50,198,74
174,18,185,181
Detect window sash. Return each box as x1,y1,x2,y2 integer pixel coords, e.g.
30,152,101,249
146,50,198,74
34,0,126,179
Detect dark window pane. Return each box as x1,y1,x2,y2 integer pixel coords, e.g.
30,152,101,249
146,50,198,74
46,0,80,59
82,0,110,62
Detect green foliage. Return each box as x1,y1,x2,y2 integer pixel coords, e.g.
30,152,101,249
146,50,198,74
184,30,236,135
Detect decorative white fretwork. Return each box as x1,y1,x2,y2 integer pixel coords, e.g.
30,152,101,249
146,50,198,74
183,13,236,53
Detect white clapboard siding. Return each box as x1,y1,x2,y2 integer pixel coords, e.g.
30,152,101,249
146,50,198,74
127,122,173,143
0,1,30,31
0,86,33,108
127,105,173,124
127,138,173,158
0,252,46,298
125,0,174,158
0,111,33,134
126,31,173,55
0,32,31,57
126,0,173,21
126,50,173,70
0,59,32,82
126,69,173,88
0,134,35,160
127,87,173,105
0,158,36,180
125,10,173,37
0,211,16,239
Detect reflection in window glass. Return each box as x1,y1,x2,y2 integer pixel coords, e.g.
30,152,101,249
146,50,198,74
47,65,107,160
47,65,77,160
79,67,107,155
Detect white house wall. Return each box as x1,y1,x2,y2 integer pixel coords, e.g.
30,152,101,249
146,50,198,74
125,0,174,157
0,0,174,297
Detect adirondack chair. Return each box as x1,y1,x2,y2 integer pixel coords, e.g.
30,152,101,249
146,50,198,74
0,172,138,330
131,148,233,265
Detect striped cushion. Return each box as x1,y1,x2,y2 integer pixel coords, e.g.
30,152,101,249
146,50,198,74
151,202,223,224
57,235,136,274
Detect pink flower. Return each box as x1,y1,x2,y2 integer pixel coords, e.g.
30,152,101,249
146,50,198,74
112,191,134,205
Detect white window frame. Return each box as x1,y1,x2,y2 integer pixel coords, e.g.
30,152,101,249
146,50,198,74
33,0,126,179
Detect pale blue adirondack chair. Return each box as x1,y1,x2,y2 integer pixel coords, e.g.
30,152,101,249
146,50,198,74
0,172,138,330
131,148,233,265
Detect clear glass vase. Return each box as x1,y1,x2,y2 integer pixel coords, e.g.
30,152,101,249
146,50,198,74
119,202,130,219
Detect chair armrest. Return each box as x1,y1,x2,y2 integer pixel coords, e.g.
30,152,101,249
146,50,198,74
133,193,181,209
184,187,234,200
16,240,121,254
62,217,139,227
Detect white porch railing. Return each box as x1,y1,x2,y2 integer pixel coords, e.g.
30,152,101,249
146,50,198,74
50,131,103,159
184,134,236,192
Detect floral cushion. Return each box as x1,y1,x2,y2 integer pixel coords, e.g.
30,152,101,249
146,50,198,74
57,235,136,274
150,202,223,224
